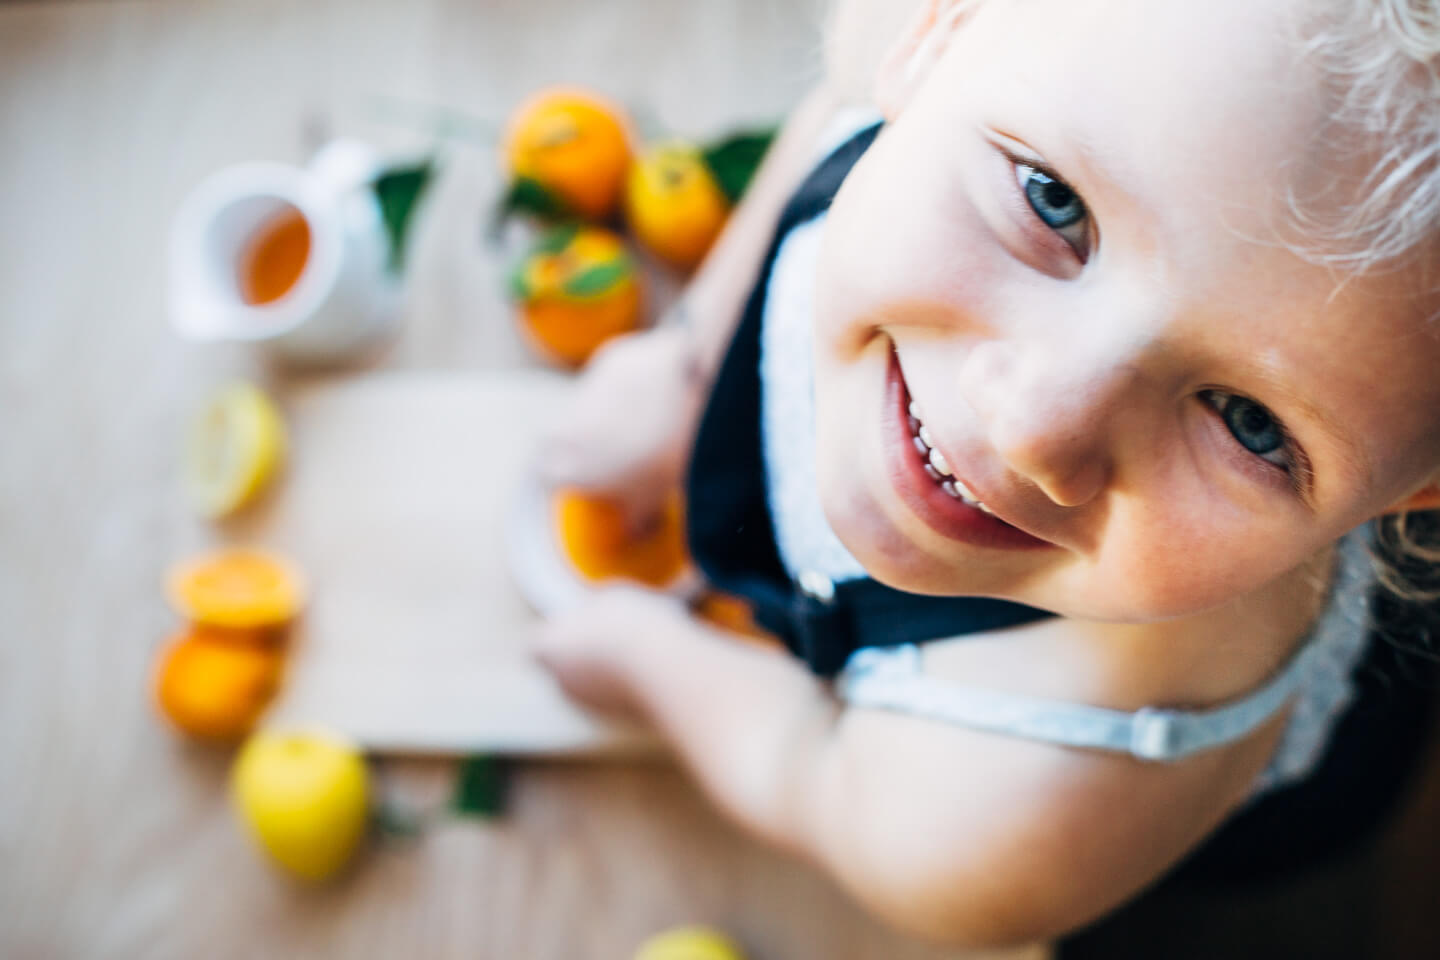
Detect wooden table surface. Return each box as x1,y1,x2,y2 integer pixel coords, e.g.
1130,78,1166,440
0,2,1047,957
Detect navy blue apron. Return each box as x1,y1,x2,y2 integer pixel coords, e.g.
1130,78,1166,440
685,122,1052,678
681,123,1437,918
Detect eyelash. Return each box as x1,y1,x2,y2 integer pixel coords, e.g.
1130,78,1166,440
1199,389,1312,497
1000,149,1094,262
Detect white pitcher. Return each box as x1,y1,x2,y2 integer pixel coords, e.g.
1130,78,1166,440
168,140,402,364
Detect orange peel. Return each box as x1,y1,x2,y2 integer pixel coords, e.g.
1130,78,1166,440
154,628,285,740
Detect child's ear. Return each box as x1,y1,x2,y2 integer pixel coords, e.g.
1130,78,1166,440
873,0,972,120
1379,481,1440,516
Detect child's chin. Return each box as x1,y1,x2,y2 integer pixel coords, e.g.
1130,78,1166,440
818,471,970,594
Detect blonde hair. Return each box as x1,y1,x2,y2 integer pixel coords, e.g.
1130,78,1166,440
1309,1,1440,622
825,0,1440,272
1292,0,1440,274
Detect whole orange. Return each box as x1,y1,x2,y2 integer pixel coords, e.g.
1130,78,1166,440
554,489,688,589
155,628,285,740
511,225,643,367
626,140,730,271
503,87,632,220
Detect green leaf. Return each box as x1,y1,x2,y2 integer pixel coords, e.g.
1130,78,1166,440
373,802,426,839
534,222,581,256
507,261,532,301
373,159,436,273
563,259,630,298
452,754,510,819
701,129,778,205
488,176,572,243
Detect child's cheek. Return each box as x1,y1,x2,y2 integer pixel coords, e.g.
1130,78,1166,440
816,124,1008,362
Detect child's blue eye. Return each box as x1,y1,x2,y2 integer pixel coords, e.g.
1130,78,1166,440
1016,164,1090,254
1202,391,1291,469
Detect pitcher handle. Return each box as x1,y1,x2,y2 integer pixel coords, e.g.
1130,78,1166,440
307,139,383,198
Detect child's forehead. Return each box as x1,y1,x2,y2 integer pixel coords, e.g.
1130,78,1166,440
935,0,1364,281
952,0,1329,207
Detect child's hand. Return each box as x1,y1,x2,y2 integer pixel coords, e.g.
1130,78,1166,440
531,585,692,723
537,326,706,534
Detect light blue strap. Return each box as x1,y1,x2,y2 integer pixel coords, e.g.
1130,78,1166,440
837,641,1325,762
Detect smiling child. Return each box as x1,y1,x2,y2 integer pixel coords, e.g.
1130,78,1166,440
534,0,1440,947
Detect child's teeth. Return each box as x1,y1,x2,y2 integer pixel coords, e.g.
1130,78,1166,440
908,399,995,515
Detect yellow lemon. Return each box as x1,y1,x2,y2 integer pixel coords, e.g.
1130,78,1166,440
634,927,747,960
231,730,369,882
184,382,286,519
626,141,730,271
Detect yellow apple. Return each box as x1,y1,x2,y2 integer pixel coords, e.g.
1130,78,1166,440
634,927,747,960
231,729,369,882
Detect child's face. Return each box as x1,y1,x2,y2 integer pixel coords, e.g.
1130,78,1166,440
812,0,1440,620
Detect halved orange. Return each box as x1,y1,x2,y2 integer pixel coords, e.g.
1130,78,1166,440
554,489,687,588
167,548,305,630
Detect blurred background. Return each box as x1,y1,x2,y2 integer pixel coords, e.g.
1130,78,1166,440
1,2,1435,959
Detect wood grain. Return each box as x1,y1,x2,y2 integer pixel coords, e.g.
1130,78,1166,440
0,1,1044,957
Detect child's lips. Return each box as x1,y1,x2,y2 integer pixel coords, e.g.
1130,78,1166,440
886,350,1057,550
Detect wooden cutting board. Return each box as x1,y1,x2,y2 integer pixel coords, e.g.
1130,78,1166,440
252,371,661,756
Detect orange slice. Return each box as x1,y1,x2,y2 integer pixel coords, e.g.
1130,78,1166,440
167,548,305,630
554,490,687,588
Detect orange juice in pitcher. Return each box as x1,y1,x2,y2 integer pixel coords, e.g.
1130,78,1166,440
239,208,311,307
169,140,404,364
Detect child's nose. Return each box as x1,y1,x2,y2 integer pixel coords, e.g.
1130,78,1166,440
959,337,1143,508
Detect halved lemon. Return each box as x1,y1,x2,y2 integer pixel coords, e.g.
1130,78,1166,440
184,382,286,519
167,548,306,630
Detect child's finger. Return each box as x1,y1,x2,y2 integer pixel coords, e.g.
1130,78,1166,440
530,617,645,720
